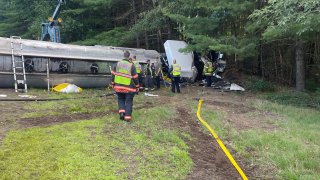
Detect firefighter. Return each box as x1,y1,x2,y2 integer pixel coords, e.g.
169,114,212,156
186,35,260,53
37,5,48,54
144,59,154,91
203,60,214,87
155,64,162,89
132,55,143,91
169,59,181,93
111,51,139,122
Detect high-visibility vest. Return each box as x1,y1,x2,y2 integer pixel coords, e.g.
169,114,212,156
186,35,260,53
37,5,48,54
133,61,141,74
204,62,213,76
145,64,152,75
172,64,181,76
114,60,133,86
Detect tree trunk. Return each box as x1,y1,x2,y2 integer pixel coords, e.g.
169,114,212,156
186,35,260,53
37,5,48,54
144,31,149,49
132,0,140,48
295,40,305,91
274,49,278,82
141,0,149,49
258,42,264,78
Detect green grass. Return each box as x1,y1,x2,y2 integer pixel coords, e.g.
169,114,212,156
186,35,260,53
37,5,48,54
0,92,192,179
22,97,109,118
263,91,320,110
0,119,127,179
197,92,320,179
234,102,320,179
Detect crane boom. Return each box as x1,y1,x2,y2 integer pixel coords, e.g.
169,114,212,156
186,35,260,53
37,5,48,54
52,0,64,20
41,0,65,43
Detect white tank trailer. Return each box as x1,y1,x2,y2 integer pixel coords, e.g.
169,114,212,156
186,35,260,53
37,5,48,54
0,37,160,88
164,40,198,82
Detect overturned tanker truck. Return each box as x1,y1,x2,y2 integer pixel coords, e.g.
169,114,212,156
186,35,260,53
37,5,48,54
0,37,160,89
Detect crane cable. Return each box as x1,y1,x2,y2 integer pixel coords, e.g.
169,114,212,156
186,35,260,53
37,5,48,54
197,99,248,180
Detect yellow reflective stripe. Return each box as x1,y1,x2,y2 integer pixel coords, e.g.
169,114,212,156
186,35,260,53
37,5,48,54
112,71,134,78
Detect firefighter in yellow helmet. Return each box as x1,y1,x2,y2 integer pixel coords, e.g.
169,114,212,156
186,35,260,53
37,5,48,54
169,59,181,93
203,60,214,87
111,51,139,122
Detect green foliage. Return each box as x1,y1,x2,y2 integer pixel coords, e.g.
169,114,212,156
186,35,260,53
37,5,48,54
130,0,259,58
0,0,132,45
130,7,168,34
250,0,320,41
246,76,276,92
73,27,131,46
264,91,320,110
0,0,52,38
306,79,320,92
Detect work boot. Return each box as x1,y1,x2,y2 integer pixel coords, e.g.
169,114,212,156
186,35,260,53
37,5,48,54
124,116,132,122
119,113,125,120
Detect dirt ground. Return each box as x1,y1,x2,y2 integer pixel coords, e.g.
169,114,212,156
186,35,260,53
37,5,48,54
156,86,277,179
0,86,280,179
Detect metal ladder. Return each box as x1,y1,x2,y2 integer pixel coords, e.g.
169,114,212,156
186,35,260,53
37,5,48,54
10,36,28,93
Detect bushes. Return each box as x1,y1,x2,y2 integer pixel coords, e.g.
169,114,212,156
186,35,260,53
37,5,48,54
265,91,320,110
246,77,276,92
306,79,320,92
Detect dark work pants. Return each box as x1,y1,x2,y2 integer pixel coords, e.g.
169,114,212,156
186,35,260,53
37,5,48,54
205,75,212,87
117,92,135,116
138,74,144,87
171,76,181,93
145,75,154,90
156,76,161,89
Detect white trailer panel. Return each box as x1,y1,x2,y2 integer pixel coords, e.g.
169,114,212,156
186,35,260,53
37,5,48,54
164,40,196,79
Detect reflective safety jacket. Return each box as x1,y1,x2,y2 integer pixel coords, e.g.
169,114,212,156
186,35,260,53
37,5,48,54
203,61,214,76
171,63,181,77
133,61,141,74
145,63,152,76
111,59,139,93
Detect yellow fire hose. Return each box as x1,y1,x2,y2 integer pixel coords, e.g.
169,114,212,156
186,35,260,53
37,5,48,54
197,99,248,180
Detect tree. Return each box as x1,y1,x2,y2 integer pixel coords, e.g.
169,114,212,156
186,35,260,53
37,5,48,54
250,0,320,91
131,0,258,60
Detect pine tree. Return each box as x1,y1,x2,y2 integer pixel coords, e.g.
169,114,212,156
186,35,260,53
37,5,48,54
250,0,320,91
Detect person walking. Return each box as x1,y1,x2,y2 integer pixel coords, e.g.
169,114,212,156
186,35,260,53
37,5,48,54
169,59,181,93
203,60,214,87
144,59,154,91
111,51,139,122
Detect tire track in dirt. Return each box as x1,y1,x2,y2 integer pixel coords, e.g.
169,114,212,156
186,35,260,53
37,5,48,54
18,112,110,128
173,107,242,180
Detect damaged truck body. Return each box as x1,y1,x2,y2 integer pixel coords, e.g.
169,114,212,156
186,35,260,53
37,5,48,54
0,37,160,88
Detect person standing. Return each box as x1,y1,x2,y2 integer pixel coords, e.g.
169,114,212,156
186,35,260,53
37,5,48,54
151,63,157,89
111,51,139,122
169,59,181,93
203,61,214,87
132,55,143,91
155,64,162,89
144,59,154,91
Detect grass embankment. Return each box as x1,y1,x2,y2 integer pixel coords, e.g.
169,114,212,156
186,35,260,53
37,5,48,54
0,90,192,179
202,91,320,179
